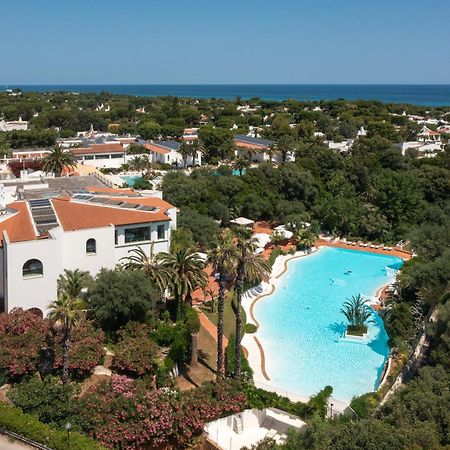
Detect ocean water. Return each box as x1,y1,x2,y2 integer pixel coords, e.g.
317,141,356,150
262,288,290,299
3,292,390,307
7,84,450,106
254,246,404,402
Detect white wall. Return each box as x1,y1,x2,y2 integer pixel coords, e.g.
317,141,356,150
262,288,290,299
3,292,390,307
4,235,62,315
61,226,116,275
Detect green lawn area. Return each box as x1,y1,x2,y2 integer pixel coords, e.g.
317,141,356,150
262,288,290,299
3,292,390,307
200,292,246,339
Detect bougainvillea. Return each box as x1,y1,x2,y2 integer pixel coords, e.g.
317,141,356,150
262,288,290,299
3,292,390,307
77,379,246,449
112,322,159,377
53,320,105,376
0,308,49,377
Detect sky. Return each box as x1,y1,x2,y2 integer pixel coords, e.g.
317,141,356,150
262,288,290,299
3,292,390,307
1,0,450,85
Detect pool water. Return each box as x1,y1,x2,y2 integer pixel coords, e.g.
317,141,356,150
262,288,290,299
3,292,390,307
121,175,142,187
254,246,404,402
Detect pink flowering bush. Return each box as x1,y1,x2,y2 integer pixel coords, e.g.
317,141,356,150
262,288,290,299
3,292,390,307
0,308,49,377
112,322,159,377
77,379,246,449
53,320,105,377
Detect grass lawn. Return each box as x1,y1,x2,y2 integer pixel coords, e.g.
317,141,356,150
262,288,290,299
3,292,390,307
200,292,246,339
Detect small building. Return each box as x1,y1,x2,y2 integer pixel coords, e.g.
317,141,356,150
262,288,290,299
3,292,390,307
144,140,202,167
204,408,304,450
418,126,441,142
230,217,254,228
233,134,276,163
0,117,28,132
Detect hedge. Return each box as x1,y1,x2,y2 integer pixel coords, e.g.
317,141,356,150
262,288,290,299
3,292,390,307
0,402,105,450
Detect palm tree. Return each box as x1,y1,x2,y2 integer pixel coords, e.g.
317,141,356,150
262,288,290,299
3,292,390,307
232,156,249,176
158,248,208,319
57,269,91,299
276,135,297,163
191,139,205,167
42,146,77,177
233,227,271,379
207,231,237,378
340,294,374,334
178,142,191,169
120,245,169,300
48,293,86,384
218,140,236,161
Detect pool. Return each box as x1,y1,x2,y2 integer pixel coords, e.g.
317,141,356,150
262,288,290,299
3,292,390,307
253,247,404,402
121,175,142,187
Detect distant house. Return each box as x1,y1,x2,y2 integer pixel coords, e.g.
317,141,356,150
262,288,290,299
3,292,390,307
398,141,443,158
418,126,441,142
233,134,277,163
144,140,202,167
182,128,199,142
72,143,127,169
0,117,28,132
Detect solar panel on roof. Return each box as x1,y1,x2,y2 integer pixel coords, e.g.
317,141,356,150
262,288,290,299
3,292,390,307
138,205,158,212
29,198,51,208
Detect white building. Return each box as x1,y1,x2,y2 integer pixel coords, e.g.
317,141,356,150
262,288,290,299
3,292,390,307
144,140,202,167
0,117,28,132
398,141,443,158
0,187,176,316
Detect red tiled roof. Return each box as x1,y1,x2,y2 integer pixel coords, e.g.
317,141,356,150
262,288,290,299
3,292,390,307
143,143,170,155
234,140,268,150
86,186,135,195
52,197,170,231
108,196,175,211
0,202,36,246
72,143,125,155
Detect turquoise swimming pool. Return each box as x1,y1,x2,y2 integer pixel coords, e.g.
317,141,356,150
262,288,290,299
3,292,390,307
121,175,141,187
254,246,404,402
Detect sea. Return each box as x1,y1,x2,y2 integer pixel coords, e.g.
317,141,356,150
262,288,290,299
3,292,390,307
5,84,450,106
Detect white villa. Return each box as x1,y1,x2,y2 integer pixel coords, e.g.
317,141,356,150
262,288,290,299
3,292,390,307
144,140,202,167
0,117,28,132
0,187,176,316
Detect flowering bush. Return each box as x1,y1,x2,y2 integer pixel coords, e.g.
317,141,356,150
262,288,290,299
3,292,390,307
53,320,105,377
0,308,49,378
77,379,246,449
112,322,159,377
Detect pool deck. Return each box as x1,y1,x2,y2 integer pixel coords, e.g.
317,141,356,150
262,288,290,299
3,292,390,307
241,242,409,408
316,239,412,261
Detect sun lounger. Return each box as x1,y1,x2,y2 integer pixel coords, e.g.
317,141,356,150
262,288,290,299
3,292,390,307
266,429,278,439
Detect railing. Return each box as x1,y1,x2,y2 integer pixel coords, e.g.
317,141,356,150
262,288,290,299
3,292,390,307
0,428,53,450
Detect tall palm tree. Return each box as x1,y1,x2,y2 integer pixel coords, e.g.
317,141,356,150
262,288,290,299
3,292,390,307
232,156,249,176
207,231,237,378
42,146,77,177
233,227,270,379
120,245,169,300
178,142,191,169
158,248,208,319
48,293,86,384
57,268,91,299
276,135,297,163
191,139,205,167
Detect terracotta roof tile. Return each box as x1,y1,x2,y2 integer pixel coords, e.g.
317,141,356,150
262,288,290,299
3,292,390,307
52,197,170,231
0,202,36,245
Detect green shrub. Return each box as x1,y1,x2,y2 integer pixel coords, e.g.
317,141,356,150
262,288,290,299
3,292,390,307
7,376,78,428
225,335,253,381
268,247,284,266
350,392,378,418
306,385,333,419
245,384,308,418
245,323,258,334
0,402,105,450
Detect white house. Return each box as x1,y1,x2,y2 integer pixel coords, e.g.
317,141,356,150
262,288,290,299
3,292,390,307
144,140,202,167
233,135,283,163
0,187,177,316
0,117,28,132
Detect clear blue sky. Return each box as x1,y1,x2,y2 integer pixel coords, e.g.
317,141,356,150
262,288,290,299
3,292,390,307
2,0,450,84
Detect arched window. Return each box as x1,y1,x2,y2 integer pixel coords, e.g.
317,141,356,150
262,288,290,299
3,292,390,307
86,238,96,254
22,259,43,278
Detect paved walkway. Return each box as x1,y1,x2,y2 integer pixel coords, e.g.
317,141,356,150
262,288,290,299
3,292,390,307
0,434,33,450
